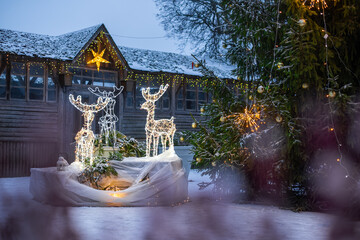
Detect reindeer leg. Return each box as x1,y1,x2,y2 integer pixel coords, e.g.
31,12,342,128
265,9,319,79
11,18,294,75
146,132,150,157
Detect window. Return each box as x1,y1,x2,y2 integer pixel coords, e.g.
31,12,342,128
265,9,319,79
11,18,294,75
125,81,134,109
176,83,209,112
69,67,116,87
135,82,146,109
198,86,206,110
47,69,56,102
29,63,44,101
176,86,184,110
186,85,196,110
10,62,26,99
0,66,6,99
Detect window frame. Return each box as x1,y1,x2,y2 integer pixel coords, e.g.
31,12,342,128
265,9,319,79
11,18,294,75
2,61,57,103
176,81,209,113
68,66,118,88
28,62,45,102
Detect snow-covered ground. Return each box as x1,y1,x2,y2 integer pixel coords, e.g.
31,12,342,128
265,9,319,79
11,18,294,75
1,170,359,240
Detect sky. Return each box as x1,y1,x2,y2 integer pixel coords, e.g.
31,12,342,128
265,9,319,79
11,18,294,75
0,0,191,55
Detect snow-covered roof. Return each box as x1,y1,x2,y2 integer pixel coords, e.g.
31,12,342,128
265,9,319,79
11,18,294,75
118,46,235,79
0,25,100,61
0,25,235,78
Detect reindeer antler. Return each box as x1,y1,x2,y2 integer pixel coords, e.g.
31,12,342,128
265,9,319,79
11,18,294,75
88,86,124,98
141,84,169,102
69,94,110,112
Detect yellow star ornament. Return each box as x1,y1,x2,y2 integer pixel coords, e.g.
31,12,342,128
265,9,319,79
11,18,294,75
87,49,110,71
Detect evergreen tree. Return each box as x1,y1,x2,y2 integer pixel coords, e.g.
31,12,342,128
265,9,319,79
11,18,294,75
157,0,360,211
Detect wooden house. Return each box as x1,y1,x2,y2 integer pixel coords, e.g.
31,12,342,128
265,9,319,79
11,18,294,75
0,24,234,177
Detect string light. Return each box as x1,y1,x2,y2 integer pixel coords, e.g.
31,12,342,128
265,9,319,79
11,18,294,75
140,84,176,157
318,1,355,181
69,94,110,165
88,86,124,146
303,0,328,10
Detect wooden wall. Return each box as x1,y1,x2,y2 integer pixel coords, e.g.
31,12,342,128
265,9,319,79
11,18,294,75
0,101,60,177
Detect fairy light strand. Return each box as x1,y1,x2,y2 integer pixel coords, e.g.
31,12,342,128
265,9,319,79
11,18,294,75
140,84,176,157
69,94,110,165
320,2,355,181
88,86,124,146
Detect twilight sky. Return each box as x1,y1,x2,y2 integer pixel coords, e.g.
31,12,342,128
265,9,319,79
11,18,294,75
0,0,190,54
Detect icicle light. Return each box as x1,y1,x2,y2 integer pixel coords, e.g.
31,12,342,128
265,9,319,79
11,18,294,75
140,84,176,157
69,95,110,165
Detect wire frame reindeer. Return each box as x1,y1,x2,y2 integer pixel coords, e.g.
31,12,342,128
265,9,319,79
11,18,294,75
88,86,124,146
140,84,176,157
69,94,109,165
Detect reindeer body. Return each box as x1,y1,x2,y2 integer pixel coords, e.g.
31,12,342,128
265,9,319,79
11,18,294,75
141,84,176,157
88,86,123,146
69,95,109,165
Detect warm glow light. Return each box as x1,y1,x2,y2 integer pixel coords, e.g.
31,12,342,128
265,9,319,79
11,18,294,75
87,49,110,71
303,0,328,9
140,84,176,157
109,192,126,198
69,95,110,165
88,86,124,146
226,105,263,132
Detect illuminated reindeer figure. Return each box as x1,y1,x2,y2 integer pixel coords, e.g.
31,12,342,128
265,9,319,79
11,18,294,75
69,94,109,165
140,84,176,157
88,86,124,146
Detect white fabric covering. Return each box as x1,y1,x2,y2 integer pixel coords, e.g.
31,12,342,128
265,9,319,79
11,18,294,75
29,150,188,207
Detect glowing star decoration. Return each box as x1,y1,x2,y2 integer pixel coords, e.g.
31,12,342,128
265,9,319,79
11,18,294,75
69,94,110,165
88,86,124,146
87,49,110,71
226,105,263,133
140,84,176,157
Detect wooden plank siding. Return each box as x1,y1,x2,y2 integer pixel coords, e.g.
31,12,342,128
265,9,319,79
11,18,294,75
0,101,60,176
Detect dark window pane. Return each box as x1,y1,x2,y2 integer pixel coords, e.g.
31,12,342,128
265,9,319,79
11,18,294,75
11,88,25,99
29,89,43,100
186,91,195,99
29,76,44,88
48,90,56,101
11,75,26,87
11,62,26,75
94,71,103,78
83,69,92,77
48,77,56,89
29,64,44,76
126,91,133,108
0,67,6,85
163,99,170,109
0,86,6,98
69,67,81,75
186,100,196,110
198,92,206,101
104,72,116,81
177,100,183,110
93,78,103,86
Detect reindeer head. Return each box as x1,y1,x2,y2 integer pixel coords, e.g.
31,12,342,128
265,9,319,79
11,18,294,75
69,94,110,113
141,84,169,102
